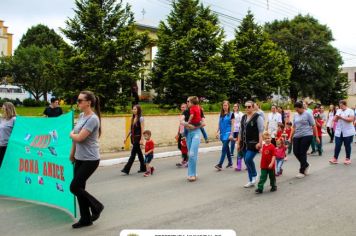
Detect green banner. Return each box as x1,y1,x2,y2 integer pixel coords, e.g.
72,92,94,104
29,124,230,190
0,111,76,217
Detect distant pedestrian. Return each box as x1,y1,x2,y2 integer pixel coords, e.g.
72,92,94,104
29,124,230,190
230,103,244,171
329,100,355,165
326,105,336,143
176,103,188,167
275,139,286,176
43,97,63,117
121,105,146,174
267,105,282,146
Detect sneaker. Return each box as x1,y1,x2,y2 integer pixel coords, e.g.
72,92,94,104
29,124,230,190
176,163,183,167
304,165,310,175
344,159,352,165
329,158,338,164
244,182,254,188
296,173,305,179
310,151,317,156
318,151,322,156
275,173,280,177
251,175,258,184
270,186,277,192
226,163,233,168
215,164,222,171
143,171,151,177
284,157,288,161
235,167,241,171
255,189,263,194
183,162,188,168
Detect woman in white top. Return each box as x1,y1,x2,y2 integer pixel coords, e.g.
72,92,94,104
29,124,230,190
326,105,336,143
0,102,16,168
329,100,355,165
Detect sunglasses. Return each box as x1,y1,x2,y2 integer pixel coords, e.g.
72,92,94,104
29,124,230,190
77,99,87,104
245,105,252,109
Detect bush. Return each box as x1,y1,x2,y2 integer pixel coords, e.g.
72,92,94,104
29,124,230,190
23,98,48,107
0,98,23,106
260,102,272,111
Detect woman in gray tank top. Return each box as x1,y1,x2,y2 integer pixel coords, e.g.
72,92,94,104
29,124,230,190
69,91,104,229
0,102,16,168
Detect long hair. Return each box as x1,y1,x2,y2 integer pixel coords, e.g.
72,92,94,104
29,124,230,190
131,104,142,126
80,91,102,137
2,102,16,120
220,100,230,117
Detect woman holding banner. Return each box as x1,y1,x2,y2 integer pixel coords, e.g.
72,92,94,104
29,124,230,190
0,102,16,168
69,91,104,229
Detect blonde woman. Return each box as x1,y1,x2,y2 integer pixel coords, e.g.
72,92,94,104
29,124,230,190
0,102,16,167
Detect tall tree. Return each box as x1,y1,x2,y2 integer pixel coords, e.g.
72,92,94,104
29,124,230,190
150,0,234,105
61,0,149,111
0,56,12,82
223,11,291,102
265,14,344,101
17,24,68,100
12,45,59,101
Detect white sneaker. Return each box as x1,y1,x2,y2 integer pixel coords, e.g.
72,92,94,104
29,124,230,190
251,174,258,184
244,182,254,188
296,173,305,179
304,165,311,175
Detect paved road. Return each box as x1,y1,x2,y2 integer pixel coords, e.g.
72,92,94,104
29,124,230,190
1,141,356,236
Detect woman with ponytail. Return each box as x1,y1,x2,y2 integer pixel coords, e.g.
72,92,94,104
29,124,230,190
69,91,104,229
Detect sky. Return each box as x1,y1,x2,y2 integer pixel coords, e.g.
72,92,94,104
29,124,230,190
1,0,356,66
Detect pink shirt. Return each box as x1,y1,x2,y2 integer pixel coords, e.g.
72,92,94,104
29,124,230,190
275,146,286,159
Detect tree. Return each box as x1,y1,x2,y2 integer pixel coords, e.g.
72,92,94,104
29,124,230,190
319,72,349,105
265,15,344,101
61,0,150,111
149,0,234,106
19,24,66,49
12,45,60,101
0,56,12,82
223,11,291,102
17,24,68,100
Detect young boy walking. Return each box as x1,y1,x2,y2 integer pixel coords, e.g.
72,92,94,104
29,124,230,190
256,132,277,194
143,130,155,177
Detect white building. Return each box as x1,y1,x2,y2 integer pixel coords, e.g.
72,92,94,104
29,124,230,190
341,66,356,95
0,84,30,101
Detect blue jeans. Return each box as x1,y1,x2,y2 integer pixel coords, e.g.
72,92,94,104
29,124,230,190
186,128,201,177
219,140,232,166
200,127,208,141
334,133,354,159
276,158,284,173
243,149,258,182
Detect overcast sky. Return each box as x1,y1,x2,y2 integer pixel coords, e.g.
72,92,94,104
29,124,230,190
1,0,356,66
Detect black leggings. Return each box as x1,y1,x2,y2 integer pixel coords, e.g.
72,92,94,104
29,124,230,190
122,142,146,173
293,136,313,174
0,146,7,168
70,159,102,223
327,127,334,142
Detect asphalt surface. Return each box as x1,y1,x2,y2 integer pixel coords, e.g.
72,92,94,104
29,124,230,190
1,141,356,236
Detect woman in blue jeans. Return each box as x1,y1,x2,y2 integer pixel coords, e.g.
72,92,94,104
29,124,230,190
183,96,205,182
237,101,264,188
215,101,235,170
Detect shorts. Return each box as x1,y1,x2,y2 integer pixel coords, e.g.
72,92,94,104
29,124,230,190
145,154,154,164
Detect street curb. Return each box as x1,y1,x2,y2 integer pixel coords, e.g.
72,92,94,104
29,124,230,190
99,146,222,167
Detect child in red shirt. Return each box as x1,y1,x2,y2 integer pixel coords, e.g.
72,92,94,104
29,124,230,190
275,139,287,176
256,132,277,194
176,137,188,168
284,122,293,160
315,114,324,156
187,96,202,127
143,130,155,177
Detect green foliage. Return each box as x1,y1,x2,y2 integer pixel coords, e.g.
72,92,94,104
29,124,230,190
223,11,291,102
150,0,234,106
12,45,60,101
22,98,48,107
265,14,344,101
0,98,22,106
320,72,349,105
61,0,150,111
0,56,12,79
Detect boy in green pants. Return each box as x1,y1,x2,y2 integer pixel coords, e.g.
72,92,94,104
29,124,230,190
256,132,277,194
